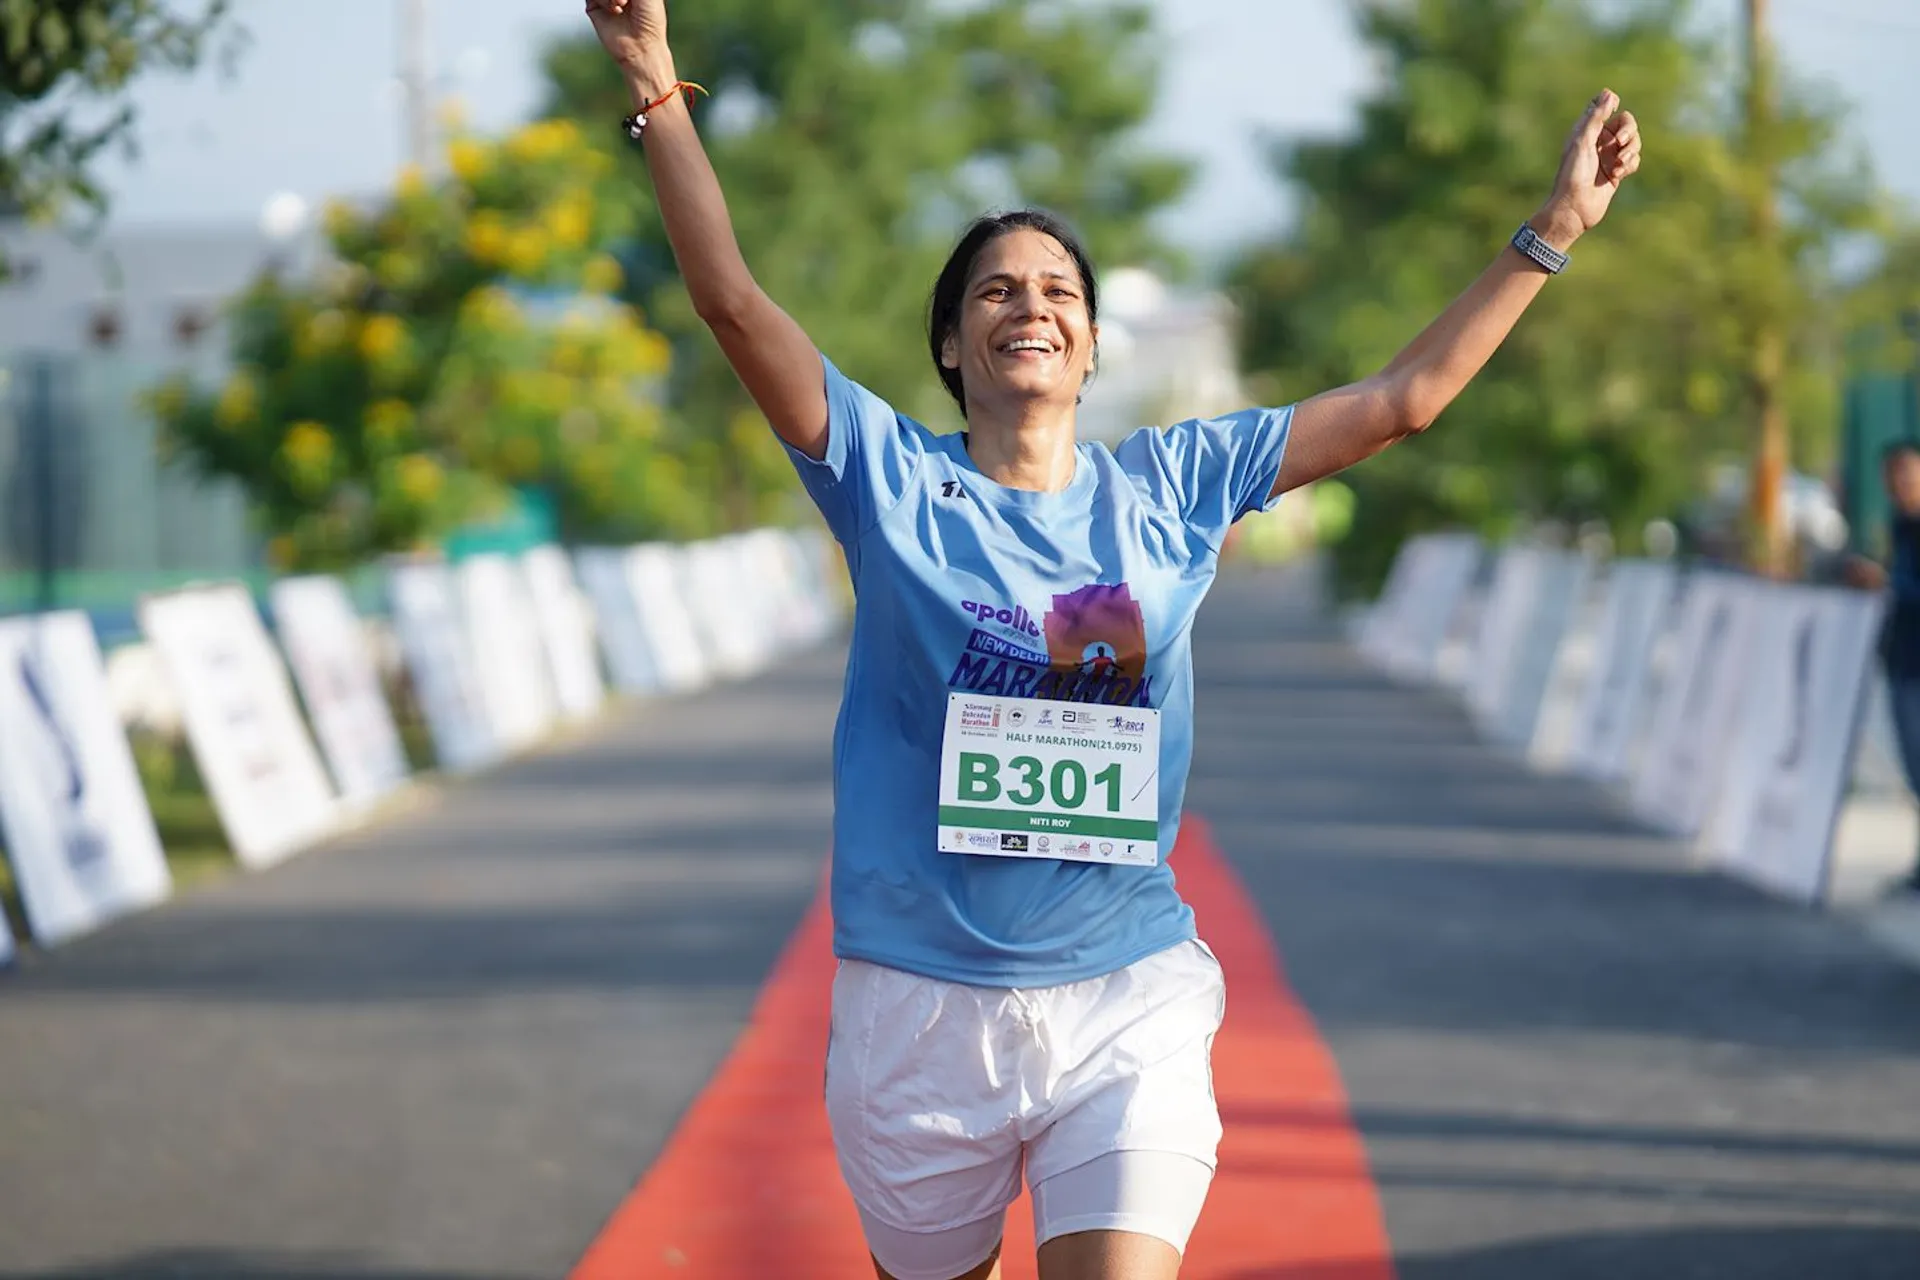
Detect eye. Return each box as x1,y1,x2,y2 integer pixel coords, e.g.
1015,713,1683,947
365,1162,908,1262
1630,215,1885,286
1048,287,1077,300
981,286,1010,301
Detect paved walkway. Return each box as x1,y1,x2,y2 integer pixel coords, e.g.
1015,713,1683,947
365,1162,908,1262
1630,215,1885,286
2,565,1917,1278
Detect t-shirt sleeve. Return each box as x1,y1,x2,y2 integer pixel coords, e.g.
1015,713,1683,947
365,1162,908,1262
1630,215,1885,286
781,353,926,545
1114,406,1294,547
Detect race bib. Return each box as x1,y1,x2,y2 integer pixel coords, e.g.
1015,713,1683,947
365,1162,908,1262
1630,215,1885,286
936,693,1160,867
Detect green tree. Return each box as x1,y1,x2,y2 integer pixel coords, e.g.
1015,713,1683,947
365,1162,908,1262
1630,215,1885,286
151,119,696,571
1229,0,1881,595
0,0,237,264
538,0,1191,526
1842,225,1920,376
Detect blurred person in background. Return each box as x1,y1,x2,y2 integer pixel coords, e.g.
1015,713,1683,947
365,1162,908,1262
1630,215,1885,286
584,0,1641,1276
1846,440,1920,894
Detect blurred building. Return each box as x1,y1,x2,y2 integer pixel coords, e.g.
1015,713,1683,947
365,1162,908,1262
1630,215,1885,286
0,220,320,623
1074,267,1326,563
1074,268,1246,445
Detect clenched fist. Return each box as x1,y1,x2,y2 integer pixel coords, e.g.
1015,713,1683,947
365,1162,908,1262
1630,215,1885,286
585,0,666,70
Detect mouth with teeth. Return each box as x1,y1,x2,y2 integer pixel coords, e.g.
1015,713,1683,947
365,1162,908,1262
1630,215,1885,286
997,335,1060,360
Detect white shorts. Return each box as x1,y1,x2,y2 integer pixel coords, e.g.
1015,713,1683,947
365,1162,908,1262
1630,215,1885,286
824,939,1226,1278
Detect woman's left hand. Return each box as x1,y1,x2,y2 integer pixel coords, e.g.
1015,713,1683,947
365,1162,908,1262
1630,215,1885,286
1535,89,1642,247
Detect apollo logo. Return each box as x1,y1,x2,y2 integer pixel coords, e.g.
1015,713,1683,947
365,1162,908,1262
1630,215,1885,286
961,598,1042,638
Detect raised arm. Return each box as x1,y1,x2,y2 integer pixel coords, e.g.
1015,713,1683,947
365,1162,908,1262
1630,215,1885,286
1271,89,1643,497
587,0,829,460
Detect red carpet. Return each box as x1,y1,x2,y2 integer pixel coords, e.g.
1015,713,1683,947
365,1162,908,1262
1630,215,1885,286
571,818,1396,1278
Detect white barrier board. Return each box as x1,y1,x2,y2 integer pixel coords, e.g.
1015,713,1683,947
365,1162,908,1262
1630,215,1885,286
387,560,499,773
522,545,606,721
1363,534,1483,683
1704,586,1886,903
628,544,709,692
458,554,559,751
139,585,339,869
1484,549,1590,749
1629,573,1761,836
574,547,661,694
680,539,761,678
1563,560,1679,781
1356,538,1425,664
0,612,171,946
780,528,839,642
271,576,410,809
1465,546,1547,727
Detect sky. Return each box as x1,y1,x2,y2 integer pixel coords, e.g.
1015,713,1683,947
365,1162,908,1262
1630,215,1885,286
89,0,1920,269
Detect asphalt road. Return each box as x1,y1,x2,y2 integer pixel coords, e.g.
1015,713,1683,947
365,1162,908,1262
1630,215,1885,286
3,563,1917,1278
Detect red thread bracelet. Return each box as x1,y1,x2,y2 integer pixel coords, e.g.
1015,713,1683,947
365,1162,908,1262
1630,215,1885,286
621,80,708,140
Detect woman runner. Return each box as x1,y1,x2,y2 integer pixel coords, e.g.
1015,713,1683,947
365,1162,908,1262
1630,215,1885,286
584,3,1642,1277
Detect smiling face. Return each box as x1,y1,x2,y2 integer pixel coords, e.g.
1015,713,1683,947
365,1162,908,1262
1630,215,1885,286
940,227,1098,417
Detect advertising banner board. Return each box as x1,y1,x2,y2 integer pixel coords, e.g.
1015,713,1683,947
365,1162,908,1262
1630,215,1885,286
387,560,498,773
271,575,410,808
0,612,172,945
139,585,339,869
1703,586,1886,903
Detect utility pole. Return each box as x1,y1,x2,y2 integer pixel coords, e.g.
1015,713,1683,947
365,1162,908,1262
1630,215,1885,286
398,0,434,173
1745,0,1790,577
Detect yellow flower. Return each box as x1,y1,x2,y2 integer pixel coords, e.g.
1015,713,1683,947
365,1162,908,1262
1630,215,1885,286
547,196,590,250
215,373,259,429
359,314,407,363
463,285,523,333
396,164,427,199
447,137,491,184
502,118,582,165
465,210,509,265
630,327,672,378
505,227,549,277
283,421,334,469
582,253,624,295
396,454,444,505
504,120,557,164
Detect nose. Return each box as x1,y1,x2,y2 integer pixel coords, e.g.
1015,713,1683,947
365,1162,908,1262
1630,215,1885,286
1014,282,1052,320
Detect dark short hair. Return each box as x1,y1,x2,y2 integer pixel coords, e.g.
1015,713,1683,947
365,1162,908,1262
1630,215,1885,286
927,209,1100,412
1884,439,1920,465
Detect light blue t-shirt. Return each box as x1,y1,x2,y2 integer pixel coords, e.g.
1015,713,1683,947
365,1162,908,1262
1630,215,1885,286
787,355,1292,987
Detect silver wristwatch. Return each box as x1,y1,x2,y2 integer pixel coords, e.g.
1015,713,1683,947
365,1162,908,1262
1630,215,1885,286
1511,223,1570,274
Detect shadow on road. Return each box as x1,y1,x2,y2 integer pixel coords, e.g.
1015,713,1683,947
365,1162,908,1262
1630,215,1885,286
1,1253,512,1280
1208,1223,1920,1280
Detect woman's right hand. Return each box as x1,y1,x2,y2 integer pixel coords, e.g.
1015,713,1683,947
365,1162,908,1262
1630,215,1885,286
585,0,667,70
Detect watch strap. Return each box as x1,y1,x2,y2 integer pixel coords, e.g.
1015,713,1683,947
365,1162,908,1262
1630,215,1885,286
1511,223,1570,274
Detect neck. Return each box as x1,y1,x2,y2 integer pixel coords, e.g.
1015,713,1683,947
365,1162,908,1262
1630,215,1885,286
963,398,1079,492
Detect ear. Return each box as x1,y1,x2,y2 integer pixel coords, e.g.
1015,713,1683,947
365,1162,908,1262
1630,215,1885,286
940,331,960,371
